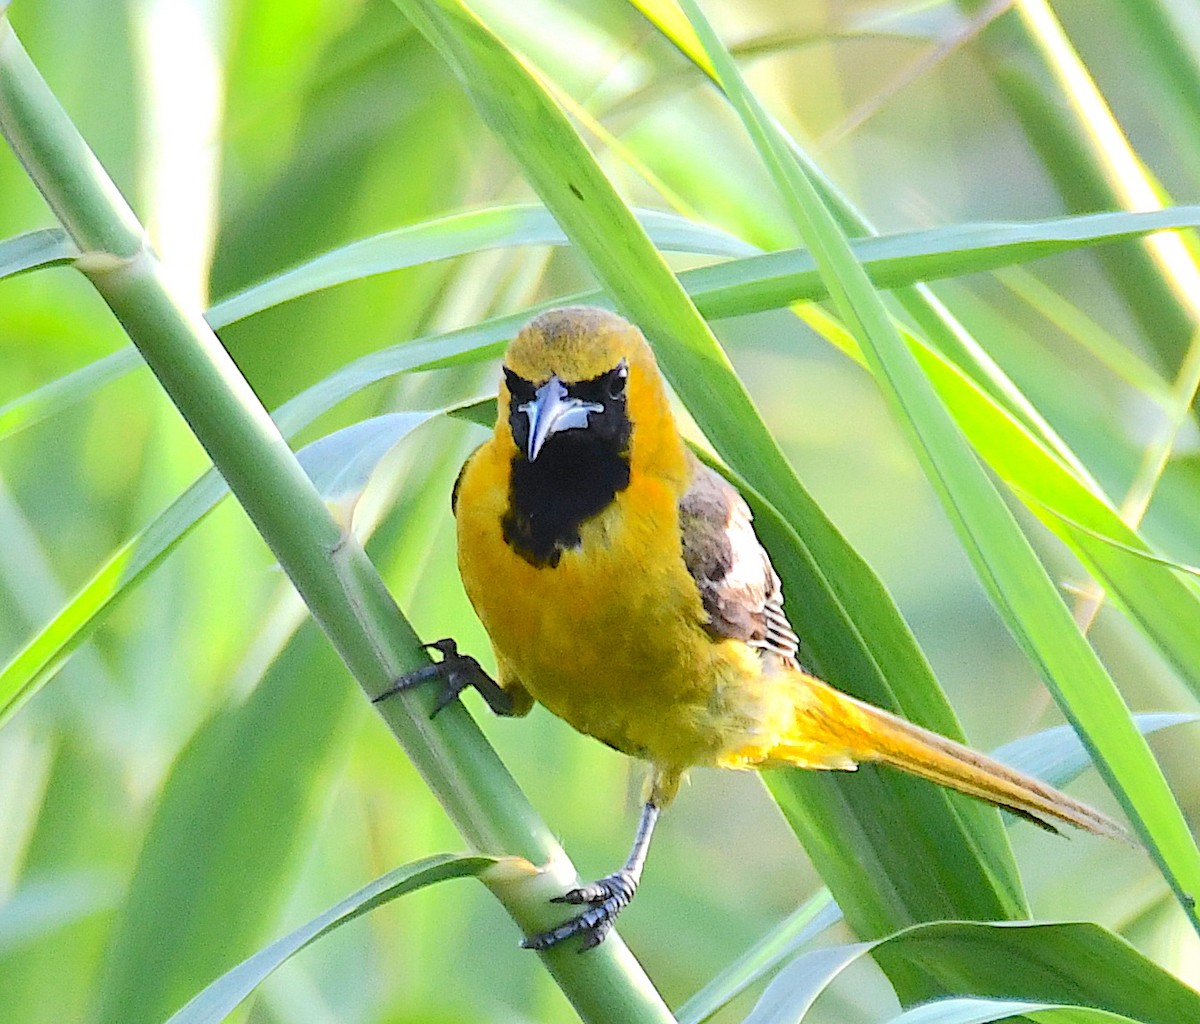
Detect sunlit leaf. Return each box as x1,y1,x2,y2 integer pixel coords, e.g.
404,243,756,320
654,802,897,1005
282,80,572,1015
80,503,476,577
675,890,840,1024
678,710,1195,1024
0,226,76,278
164,854,497,1024
206,203,756,329
680,0,1200,935
887,997,1130,1024
742,921,1200,1024
296,408,466,528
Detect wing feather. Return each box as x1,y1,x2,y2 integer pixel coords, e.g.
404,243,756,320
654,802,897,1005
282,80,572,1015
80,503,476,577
678,458,799,663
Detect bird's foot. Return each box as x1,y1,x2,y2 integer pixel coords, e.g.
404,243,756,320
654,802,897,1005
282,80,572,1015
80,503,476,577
372,639,514,717
521,870,638,952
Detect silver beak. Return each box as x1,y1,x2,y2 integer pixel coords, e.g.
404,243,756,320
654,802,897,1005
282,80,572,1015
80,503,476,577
519,376,603,461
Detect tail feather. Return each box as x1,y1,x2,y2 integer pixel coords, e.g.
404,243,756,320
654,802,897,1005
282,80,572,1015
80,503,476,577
773,673,1132,843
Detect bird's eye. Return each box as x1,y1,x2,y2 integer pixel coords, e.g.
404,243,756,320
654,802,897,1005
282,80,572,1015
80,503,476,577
607,361,628,401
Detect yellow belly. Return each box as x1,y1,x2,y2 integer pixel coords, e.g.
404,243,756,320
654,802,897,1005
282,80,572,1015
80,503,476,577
455,443,786,771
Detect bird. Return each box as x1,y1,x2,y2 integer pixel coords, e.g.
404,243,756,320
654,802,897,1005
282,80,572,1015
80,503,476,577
374,305,1129,952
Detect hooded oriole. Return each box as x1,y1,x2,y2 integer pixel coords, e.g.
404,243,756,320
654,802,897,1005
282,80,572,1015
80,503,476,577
376,306,1127,951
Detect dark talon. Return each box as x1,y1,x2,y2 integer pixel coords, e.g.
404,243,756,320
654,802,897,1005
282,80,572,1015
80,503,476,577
372,638,515,718
520,802,659,952
552,870,636,906
521,870,639,952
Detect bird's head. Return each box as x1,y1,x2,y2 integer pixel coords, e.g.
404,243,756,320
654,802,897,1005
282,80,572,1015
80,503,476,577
500,306,676,468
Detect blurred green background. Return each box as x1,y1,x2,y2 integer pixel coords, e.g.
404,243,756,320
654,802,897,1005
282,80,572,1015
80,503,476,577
2,0,1198,1021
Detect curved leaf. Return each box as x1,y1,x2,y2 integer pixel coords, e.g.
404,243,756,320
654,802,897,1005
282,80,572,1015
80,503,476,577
395,0,1031,951
164,854,496,1024
889,997,1130,1024
678,711,1195,1024
674,890,840,1024
688,205,1200,320
0,226,76,278
742,921,1200,1024
206,203,756,329
994,713,1199,786
296,407,470,527
10,203,1200,442
0,348,142,441
681,0,1200,933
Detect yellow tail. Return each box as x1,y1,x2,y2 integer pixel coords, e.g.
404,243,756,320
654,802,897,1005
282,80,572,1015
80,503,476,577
764,672,1131,842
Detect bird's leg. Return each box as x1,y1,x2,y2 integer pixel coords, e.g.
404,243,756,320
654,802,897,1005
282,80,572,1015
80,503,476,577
371,638,517,717
521,800,660,952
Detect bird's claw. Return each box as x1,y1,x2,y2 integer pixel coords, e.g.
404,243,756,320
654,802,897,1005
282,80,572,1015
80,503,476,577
521,870,638,952
373,638,504,717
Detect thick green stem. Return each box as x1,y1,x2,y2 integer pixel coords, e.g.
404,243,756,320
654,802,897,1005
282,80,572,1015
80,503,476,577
0,19,673,1023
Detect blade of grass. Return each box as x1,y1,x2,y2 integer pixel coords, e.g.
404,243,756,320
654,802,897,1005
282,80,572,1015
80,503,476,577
164,854,498,1024
910,337,1200,704
674,890,841,1024
1013,0,1200,325
686,206,1200,320
992,714,1199,788
887,997,1133,1024
678,0,1200,934
0,23,674,1022
742,921,1200,1024
206,202,757,327
0,226,75,277
8,202,1198,441
678,710,1196,1024
89,618,359,1024
970,3,1193,372
395,0,1033,954
0,348,142,441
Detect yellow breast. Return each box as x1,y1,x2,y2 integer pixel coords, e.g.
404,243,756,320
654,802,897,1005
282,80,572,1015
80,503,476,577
456,436,784,771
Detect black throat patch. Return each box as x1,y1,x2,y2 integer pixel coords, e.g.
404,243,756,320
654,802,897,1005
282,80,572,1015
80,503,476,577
503,435,630,568
501,367,632,568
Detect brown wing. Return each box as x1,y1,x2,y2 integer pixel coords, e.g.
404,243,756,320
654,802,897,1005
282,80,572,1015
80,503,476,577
678,457,799,663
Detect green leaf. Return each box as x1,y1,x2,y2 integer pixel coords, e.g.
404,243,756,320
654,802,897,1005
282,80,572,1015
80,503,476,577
393,0,1038,952
0,355,505,730
89,621,359,1024
888,997,1130,1024
687,205,1200,319
679,0,1200,935
677,710,1195,1024
164,853,496,1024
0,227,76,278
908,342,1200,707
206,203,756,329
994,713,1199,788
8,202,1197,444
0,348,142,441
296,407,473,527
674,890,840,1024
741,921,1200,1024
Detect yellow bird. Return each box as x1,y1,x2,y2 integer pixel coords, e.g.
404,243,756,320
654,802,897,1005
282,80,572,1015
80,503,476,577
376,305,1127,951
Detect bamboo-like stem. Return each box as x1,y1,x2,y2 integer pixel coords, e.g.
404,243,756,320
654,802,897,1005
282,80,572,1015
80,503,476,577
0,19,673,1023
